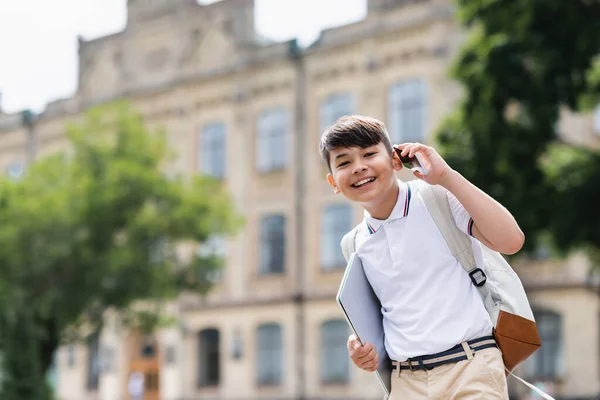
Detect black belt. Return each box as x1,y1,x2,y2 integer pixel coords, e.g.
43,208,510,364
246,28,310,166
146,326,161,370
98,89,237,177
391,335,497,371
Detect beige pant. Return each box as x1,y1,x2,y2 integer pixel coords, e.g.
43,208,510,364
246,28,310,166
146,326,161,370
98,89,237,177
390,347,509,399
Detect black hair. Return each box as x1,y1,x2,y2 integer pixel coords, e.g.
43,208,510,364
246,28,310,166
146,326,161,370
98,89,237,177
319,115,393,172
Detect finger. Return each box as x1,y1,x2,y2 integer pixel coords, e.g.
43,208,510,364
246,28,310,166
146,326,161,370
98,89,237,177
413,170,425,180
347,339,356,351
408,144,427,158
365,360,379,372
399,143,416,157
362,358,379,372
352,344,372,361
349,342,365,359
347,335,360,351
352,345,369,359
356,344,376,361
411,144,436,159
356,342,374,355
371,354,379,371
395,143,411,151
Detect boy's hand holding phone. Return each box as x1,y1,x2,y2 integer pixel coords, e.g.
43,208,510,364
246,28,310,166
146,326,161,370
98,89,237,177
394,142,453,186
347,334,379,372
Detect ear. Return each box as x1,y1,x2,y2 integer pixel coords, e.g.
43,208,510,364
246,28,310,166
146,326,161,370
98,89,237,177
392,148,403,172
327,173,341,194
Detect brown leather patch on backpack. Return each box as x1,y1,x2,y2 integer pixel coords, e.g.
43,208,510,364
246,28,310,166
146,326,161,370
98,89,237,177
493,310,542,372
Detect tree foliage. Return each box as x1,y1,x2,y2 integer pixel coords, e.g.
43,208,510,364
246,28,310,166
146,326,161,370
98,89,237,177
0,101,241,391
438,0,600,255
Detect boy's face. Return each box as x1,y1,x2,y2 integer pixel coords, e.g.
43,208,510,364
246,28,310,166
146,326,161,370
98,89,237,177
326,142,402,203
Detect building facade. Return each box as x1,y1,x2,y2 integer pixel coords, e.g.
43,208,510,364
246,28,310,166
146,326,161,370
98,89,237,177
1,0,600,399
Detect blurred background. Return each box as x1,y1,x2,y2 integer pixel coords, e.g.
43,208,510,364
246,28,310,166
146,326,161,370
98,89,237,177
0,0,599,399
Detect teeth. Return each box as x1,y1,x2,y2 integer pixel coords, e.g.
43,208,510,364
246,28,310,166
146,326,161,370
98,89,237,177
353,177,375,187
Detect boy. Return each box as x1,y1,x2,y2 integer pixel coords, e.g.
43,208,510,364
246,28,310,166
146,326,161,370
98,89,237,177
320,116,524,399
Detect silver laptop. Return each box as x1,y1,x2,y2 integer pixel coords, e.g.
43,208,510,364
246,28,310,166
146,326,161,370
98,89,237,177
336,253,392,398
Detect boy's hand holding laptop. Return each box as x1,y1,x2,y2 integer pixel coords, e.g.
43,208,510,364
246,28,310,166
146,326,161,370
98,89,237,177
348,333,379,372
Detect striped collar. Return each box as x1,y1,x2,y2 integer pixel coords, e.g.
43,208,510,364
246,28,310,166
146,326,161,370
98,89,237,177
364,180,412,235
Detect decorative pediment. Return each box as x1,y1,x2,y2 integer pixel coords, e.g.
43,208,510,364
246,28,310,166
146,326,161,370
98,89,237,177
76,1,249,102
79,46,123,102
182,25,237,72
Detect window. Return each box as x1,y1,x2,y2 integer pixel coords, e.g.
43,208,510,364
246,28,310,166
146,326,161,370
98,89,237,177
149,237,167,265
524,310,563,379
197,236,227,282
198,329,220,387
165,346,176,365
141,341,157,359
256,108,289,173
5,161,25,180
200,122,226,179
100,346,115,373
320,320,350,384
256,324,283,386
86,335,100,390
320,93,355,134
259,215,286,274
231,328,243,360
388,79,427,144
321,204,353,270
533,243,552,260
594,104,600,135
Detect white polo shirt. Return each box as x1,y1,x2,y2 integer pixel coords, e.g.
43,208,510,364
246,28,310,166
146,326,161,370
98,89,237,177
355,180,493,361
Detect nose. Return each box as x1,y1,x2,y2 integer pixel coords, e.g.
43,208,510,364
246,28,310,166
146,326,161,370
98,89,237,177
352,161,367,175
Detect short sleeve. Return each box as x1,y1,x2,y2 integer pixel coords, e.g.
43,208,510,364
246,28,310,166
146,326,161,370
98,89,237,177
446,190,474,236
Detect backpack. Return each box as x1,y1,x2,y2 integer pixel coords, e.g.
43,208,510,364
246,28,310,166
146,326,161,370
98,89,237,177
341,180,553,398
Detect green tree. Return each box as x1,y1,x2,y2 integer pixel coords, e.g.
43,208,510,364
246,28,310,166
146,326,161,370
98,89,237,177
437,0,600,255
0,101,241,397
0,310,52,400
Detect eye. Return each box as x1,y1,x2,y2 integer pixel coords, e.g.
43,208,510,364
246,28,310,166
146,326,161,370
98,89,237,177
364,152,377,157
337,161,350,168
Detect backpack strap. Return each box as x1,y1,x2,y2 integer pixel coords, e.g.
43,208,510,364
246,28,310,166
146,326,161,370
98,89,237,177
341,224,360,263
416,181,491,300
418,182,477,270
417,181,555,399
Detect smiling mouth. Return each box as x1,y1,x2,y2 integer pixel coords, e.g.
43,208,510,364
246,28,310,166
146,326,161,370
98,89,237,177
351,177,376,188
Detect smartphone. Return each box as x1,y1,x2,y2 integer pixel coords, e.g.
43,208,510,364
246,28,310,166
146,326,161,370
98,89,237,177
394,147,429,176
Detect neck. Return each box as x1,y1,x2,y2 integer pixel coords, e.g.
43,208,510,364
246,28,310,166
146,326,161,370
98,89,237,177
362,180,400,220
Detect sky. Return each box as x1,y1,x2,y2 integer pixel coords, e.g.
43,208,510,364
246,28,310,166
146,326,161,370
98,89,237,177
0,0,367,114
